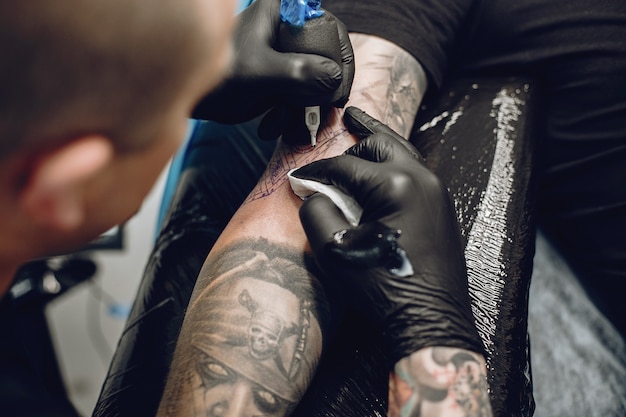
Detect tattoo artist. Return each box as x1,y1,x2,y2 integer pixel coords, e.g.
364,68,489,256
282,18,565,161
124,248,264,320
1,0,352,415
1,0,488,414
0,0,351,300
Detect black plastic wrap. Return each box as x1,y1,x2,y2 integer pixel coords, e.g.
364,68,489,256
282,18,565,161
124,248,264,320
94,77,537,417
412,77,538,417
92,122,277,417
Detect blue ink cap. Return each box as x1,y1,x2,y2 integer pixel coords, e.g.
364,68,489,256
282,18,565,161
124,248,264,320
280,0,323,27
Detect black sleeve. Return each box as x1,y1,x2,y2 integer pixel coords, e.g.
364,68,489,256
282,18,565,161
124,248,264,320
325,0,478,89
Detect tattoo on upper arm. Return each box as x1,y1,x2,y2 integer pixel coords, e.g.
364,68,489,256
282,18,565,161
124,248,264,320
389,347,493,417
159,240,330,417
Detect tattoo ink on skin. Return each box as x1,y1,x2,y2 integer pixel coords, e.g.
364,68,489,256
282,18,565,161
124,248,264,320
386,52,422,135
159,240,331,417
389,347,492,417
347,34,426,138
355,51,420,136
244,122,349,203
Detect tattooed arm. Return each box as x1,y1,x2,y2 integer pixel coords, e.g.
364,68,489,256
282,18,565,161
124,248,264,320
158,34,489,416
155,110,354,417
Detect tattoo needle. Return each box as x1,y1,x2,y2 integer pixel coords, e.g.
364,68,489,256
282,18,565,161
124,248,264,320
277,0,333,148
305,106,320,147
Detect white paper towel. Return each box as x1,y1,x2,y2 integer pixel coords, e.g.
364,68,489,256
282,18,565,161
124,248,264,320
287,168,362,227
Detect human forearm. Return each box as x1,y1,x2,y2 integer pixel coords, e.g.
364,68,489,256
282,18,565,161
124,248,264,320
156,114,354,417
156,240,330,416
157,34,428,416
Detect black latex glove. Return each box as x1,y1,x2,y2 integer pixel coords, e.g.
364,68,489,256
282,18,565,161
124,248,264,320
192,0,354,139
292,107,484,365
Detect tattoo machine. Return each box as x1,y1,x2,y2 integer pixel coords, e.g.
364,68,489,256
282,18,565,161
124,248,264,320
278,0,343,147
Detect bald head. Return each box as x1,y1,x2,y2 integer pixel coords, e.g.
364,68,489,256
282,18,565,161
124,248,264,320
0,0,219,158
0,0,236,291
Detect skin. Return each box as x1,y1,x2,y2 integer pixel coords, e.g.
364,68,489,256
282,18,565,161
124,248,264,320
160,33,491,416
389,348,491,417
0,0,237,295
160,242,327,416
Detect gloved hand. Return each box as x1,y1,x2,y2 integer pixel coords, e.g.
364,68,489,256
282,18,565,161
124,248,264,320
192,0,354,139
292,107,484,365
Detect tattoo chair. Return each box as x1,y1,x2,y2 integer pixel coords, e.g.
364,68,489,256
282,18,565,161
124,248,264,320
93,76,540,417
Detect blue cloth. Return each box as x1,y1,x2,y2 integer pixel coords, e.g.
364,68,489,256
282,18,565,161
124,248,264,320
237,0,254,13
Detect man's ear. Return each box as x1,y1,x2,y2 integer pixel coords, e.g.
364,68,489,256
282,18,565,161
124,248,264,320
19,135,114,231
